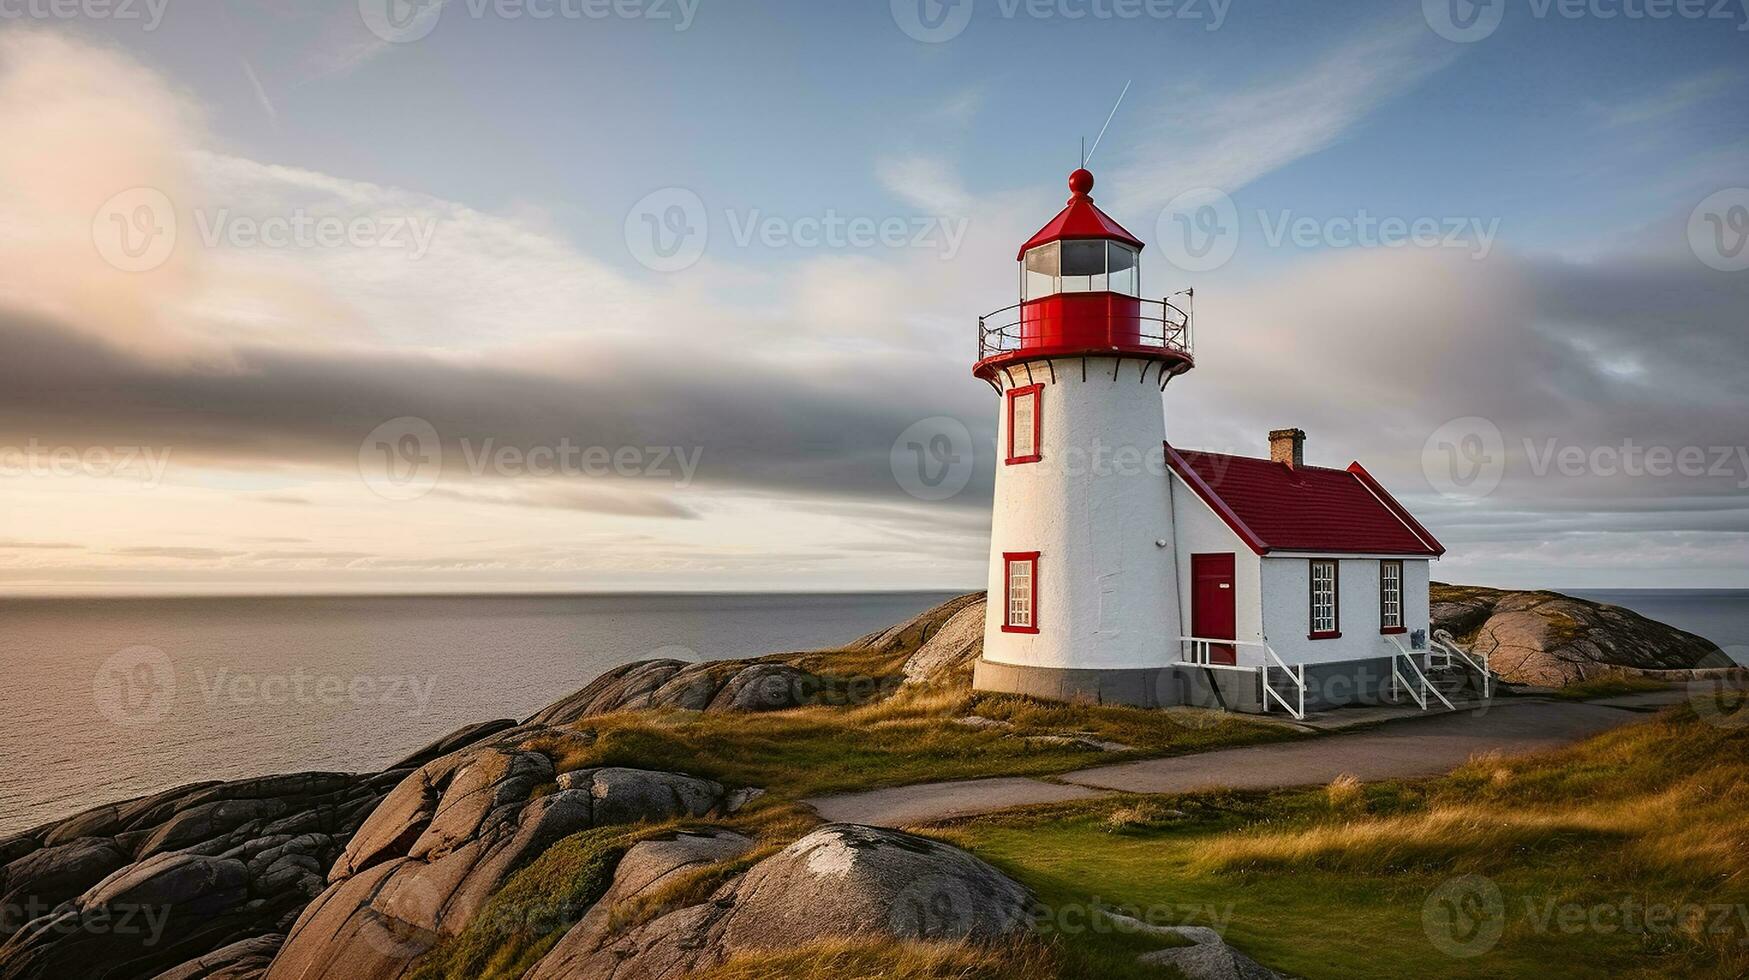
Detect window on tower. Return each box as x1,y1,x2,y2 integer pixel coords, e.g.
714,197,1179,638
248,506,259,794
1023,242,1059,301
1002,552,1039,633
1060,240,1107,292
1107,241,1138,295
1006,384,1042,464
1020,240,1140,300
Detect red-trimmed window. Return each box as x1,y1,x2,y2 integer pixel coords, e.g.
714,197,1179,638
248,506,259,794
1379,560,1405,634
1309,559,1340,639
1002,552,1040,633
1006,384,1042,464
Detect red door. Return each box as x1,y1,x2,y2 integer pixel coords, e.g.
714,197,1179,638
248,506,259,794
1191,553,1237,665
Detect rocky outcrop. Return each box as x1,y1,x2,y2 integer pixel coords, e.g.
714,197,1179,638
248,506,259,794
0,722,514,980
526,660,826,724
1431,583,1732,687
902,596,987,686
850,592,984,656
262,730,738,980
524,824,1036,980
1135,927,1278,980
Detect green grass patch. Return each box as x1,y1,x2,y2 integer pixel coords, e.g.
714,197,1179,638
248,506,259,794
928,706,1749,979
407,824,666,980
551,682,1295,802
1547,675,1672,701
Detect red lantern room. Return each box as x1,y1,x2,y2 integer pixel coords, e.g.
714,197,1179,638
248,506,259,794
974,168,1195,386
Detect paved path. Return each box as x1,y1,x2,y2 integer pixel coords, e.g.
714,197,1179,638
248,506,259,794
805,692,1687,827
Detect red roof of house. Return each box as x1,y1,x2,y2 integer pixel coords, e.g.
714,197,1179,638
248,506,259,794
1017,169,1145,259
1166,445,1445,557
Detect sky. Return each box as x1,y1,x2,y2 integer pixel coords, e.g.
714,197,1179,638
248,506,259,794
0,0,1746,594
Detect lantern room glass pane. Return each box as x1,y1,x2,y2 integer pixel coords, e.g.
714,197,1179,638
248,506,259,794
1060,239,1106,293
1107,242,1138,296
1022,242,1058,301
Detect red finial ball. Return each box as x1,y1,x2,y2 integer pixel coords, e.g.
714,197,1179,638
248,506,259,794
1068,168,1095,197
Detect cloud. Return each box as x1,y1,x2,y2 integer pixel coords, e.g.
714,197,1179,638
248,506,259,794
1593,69,1742,128
1111,21,1459,208
0,31,211,359
430,483,702,519
110,546,248,560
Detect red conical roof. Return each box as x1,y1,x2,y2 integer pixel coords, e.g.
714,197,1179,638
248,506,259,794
1017,168,1144,259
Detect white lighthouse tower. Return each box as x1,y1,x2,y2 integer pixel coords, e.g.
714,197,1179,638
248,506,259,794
972,168,1196,704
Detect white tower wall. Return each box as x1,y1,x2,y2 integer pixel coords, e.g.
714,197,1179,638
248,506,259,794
982,357,1183,671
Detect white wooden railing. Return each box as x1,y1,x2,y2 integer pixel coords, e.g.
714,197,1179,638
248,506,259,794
1179,636,1305,721
1385,635,1454,711
1432,629,1493,700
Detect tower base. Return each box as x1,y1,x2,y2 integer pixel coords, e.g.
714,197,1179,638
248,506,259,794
971,658,1265,712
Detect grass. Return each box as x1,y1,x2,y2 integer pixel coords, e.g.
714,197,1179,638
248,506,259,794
407,823,665,980
927,704,1749,979
544,679,1296,802
1546,675,1672,701
691,938,1066,980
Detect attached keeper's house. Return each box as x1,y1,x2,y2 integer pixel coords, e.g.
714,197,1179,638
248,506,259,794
969,169,1489,719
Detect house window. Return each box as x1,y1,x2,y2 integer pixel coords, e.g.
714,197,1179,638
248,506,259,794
1006,384,1042,464
1379,560,1404,634
1309,559,1340,639
1002,552,1040,634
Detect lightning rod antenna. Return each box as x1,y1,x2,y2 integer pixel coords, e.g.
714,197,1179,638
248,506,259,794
1083,79,1132,168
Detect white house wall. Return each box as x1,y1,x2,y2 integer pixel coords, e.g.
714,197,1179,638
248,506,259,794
983,358,1183,671
1260,557,1433,665
1167,471,1263,649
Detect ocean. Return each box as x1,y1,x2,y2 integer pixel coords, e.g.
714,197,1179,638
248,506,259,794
0,592,960,835
2,588,1742,837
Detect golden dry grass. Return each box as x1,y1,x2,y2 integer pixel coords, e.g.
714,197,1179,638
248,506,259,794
692,938,1064,980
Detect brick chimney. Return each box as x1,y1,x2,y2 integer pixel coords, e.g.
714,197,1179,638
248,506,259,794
1269,428,1305,468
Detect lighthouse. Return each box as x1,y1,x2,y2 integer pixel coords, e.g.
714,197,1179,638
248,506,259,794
971,168,1196,705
